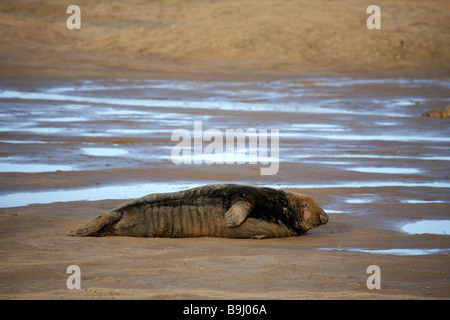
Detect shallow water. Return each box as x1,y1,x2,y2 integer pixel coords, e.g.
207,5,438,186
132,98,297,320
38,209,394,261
0,76,449,214
1,180,449,208
80,147,129,157
347,167,422,174
0,162,75,173
317,248,450,256
0,182,204,207
401,199,445,204
402,220,450,235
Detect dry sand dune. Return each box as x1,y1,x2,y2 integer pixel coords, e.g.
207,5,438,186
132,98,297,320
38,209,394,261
0,0,449,78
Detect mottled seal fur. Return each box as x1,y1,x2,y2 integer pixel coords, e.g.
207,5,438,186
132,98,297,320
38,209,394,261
67,184,328,239
422,105,450,119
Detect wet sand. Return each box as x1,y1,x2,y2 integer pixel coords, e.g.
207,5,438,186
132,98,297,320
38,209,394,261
1,77,449,300
0,0,449,300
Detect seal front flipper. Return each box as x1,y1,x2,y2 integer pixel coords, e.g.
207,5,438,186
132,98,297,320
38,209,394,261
224,200,253,227
67,210,122,237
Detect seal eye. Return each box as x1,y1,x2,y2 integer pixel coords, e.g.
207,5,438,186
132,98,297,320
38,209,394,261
301,203,308,208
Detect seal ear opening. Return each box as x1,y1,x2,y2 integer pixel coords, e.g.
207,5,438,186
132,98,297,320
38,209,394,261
224,200,253,228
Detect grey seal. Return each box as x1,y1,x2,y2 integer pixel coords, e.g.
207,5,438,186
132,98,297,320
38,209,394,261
67,184,328,239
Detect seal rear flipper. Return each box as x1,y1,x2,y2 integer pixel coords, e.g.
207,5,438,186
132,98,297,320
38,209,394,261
67,210,122,237
224,200,253,228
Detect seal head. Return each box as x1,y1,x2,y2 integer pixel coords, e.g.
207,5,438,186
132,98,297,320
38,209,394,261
286,192,328,233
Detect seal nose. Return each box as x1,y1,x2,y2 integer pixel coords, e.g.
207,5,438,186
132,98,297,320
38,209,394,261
319,210,328,224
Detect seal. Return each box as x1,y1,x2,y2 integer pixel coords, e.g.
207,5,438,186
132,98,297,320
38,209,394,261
422,105,450,118
67,184,328,239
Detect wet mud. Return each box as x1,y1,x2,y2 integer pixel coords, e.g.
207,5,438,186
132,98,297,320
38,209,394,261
0,76,449,299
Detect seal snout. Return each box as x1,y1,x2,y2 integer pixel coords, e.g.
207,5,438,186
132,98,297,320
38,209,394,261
319,210,328,225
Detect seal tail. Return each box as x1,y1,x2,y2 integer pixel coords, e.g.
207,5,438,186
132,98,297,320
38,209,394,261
67,210,122,237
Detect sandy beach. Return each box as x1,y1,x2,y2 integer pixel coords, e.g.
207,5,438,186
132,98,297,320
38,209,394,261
0,1,449,300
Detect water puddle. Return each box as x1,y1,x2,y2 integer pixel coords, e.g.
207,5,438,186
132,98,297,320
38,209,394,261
1,180,449,208
346,198,373,204
0,163,75,173
299,154,450,161
317,248,450,256
81,128,167,137
307,78,450,89
0,182,206,208
374,122,399,126
304,160,351,165
0,89,420,117
346,196,447,204
4,127,67,134
308,133,450,143
308,181,450,188
80,147,129,157
323,209,345,214
0,140,49,144
402,220,450,235
36,117,88,122
0,89,287,113
401,199,445,204
95,109,152,116
1,77,449,212
348,167,422,174
289,124,347,132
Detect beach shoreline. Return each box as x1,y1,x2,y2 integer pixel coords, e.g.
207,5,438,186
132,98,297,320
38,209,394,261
1,0,449,300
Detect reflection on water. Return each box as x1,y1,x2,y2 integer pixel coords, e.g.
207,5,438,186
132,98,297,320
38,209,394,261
307,181,450,188
348,167,422,174
81,147,129,157
402,220,450,235
323,209,345,214
346,198,372,204
0,89,293,113
0,88,435,117
289,124,347,131
81,129,165,137
0,76,449,211
36,117,88,122
299,154,450,161
1,180,449,208
374,122,399,126
0,140,48,144
317,247,450,256
306,133,450,142
0,182,208,208
346,195,449,204
0,163,75,173
402,199,444,204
